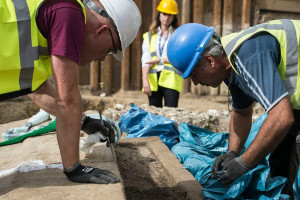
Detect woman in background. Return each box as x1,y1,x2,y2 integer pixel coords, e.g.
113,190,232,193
141,0,182,108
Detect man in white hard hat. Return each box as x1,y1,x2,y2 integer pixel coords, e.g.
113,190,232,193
0,0,141,184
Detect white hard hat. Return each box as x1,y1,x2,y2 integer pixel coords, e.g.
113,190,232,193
99,0,142,61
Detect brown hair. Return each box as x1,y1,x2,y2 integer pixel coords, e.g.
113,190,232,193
149,12,179,34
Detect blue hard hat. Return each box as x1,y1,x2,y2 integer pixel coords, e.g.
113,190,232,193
167,23,215,79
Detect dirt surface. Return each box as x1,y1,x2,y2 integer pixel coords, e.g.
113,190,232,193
0,89,231,124
115,142,188,200
0,90,265,200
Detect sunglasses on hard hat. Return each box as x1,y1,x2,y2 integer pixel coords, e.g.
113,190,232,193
83,0,119,36
108,28,117,55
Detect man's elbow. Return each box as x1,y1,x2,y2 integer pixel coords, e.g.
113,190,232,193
279,107,294,135
285,112,294,129
56,95,82,110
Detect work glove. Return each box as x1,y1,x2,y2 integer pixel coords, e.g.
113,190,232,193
296,134,300,159
211,150,238,178
220,156,251,186
64,163,120,184
81,115,115,144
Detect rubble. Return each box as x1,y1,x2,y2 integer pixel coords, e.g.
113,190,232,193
103,103,231,132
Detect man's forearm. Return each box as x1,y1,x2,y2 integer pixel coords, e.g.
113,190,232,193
229,106,253,154
242,97,294,167
50,55,83,169
56,91,82,168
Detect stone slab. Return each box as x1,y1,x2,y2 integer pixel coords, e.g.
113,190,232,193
118,137,204,200
0,120,126,200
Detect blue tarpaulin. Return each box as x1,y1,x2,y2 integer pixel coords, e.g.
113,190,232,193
171,114,292,200
118,105,300,199
293,166,300,200
118,104,179,149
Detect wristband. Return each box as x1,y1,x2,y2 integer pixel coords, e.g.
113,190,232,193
64,162,81,173
227,150,238,157
64,163,95,178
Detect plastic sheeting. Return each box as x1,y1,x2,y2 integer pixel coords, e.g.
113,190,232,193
0,160,63,178
294,166,300,200
118,104,179,149
0,120,56,146
172,113,292,200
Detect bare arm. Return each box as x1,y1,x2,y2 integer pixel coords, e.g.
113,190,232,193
228,105,253,154
142,66,152,96
51,55,82,169
27,80,57,116
242,96,294,167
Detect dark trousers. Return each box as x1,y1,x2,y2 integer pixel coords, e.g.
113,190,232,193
148,85,179,108
269,109,300,195
148,72,180,108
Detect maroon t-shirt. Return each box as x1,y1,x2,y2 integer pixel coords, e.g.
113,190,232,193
37,0,85,64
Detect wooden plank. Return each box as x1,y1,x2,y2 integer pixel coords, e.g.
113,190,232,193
193,0,204,23
181,0,192,93
256,0,300,13
152,0,159,21
191,0,204,95
212,0,223,96
242,0,252,29
181,0,191,24
130,0,143,90
209,0,223,95
101,56,113,95
213,0,223,35
222,0,234,35
90,61,100,90
121,48,130,90
78,63,90,85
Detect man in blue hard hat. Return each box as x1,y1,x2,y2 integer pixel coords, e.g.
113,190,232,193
167,20,300,195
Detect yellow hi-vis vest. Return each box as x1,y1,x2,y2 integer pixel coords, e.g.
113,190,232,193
0,0,86,99
221,19,300,110
143,31,183,93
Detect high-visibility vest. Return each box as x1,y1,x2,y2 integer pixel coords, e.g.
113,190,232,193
143,31,183,93
0,0,86,99
221,19,300,110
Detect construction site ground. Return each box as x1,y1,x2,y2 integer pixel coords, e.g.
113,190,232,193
0,90,264,200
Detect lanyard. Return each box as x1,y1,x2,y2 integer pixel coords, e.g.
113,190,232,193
158,30,170,57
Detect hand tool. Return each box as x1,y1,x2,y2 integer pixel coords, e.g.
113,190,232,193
98,110,117,162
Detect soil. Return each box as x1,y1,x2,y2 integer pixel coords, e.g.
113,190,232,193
115,142,189,200
0,89,264,200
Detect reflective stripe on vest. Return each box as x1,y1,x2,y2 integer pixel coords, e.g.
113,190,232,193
221,19,300,109
11,0,49,90
0,0,86,96
143,31,182,93
149,66,182,76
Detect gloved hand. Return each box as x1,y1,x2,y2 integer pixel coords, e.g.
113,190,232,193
64,163,120,184
220,156,251,186
296,135,300,159
211,150,238,178
81,115,115,144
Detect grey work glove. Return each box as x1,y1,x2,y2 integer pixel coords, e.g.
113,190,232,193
81,115,115,144
211,150,238,178
220,156,251,186
64,163,120,184
296,135,300,159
